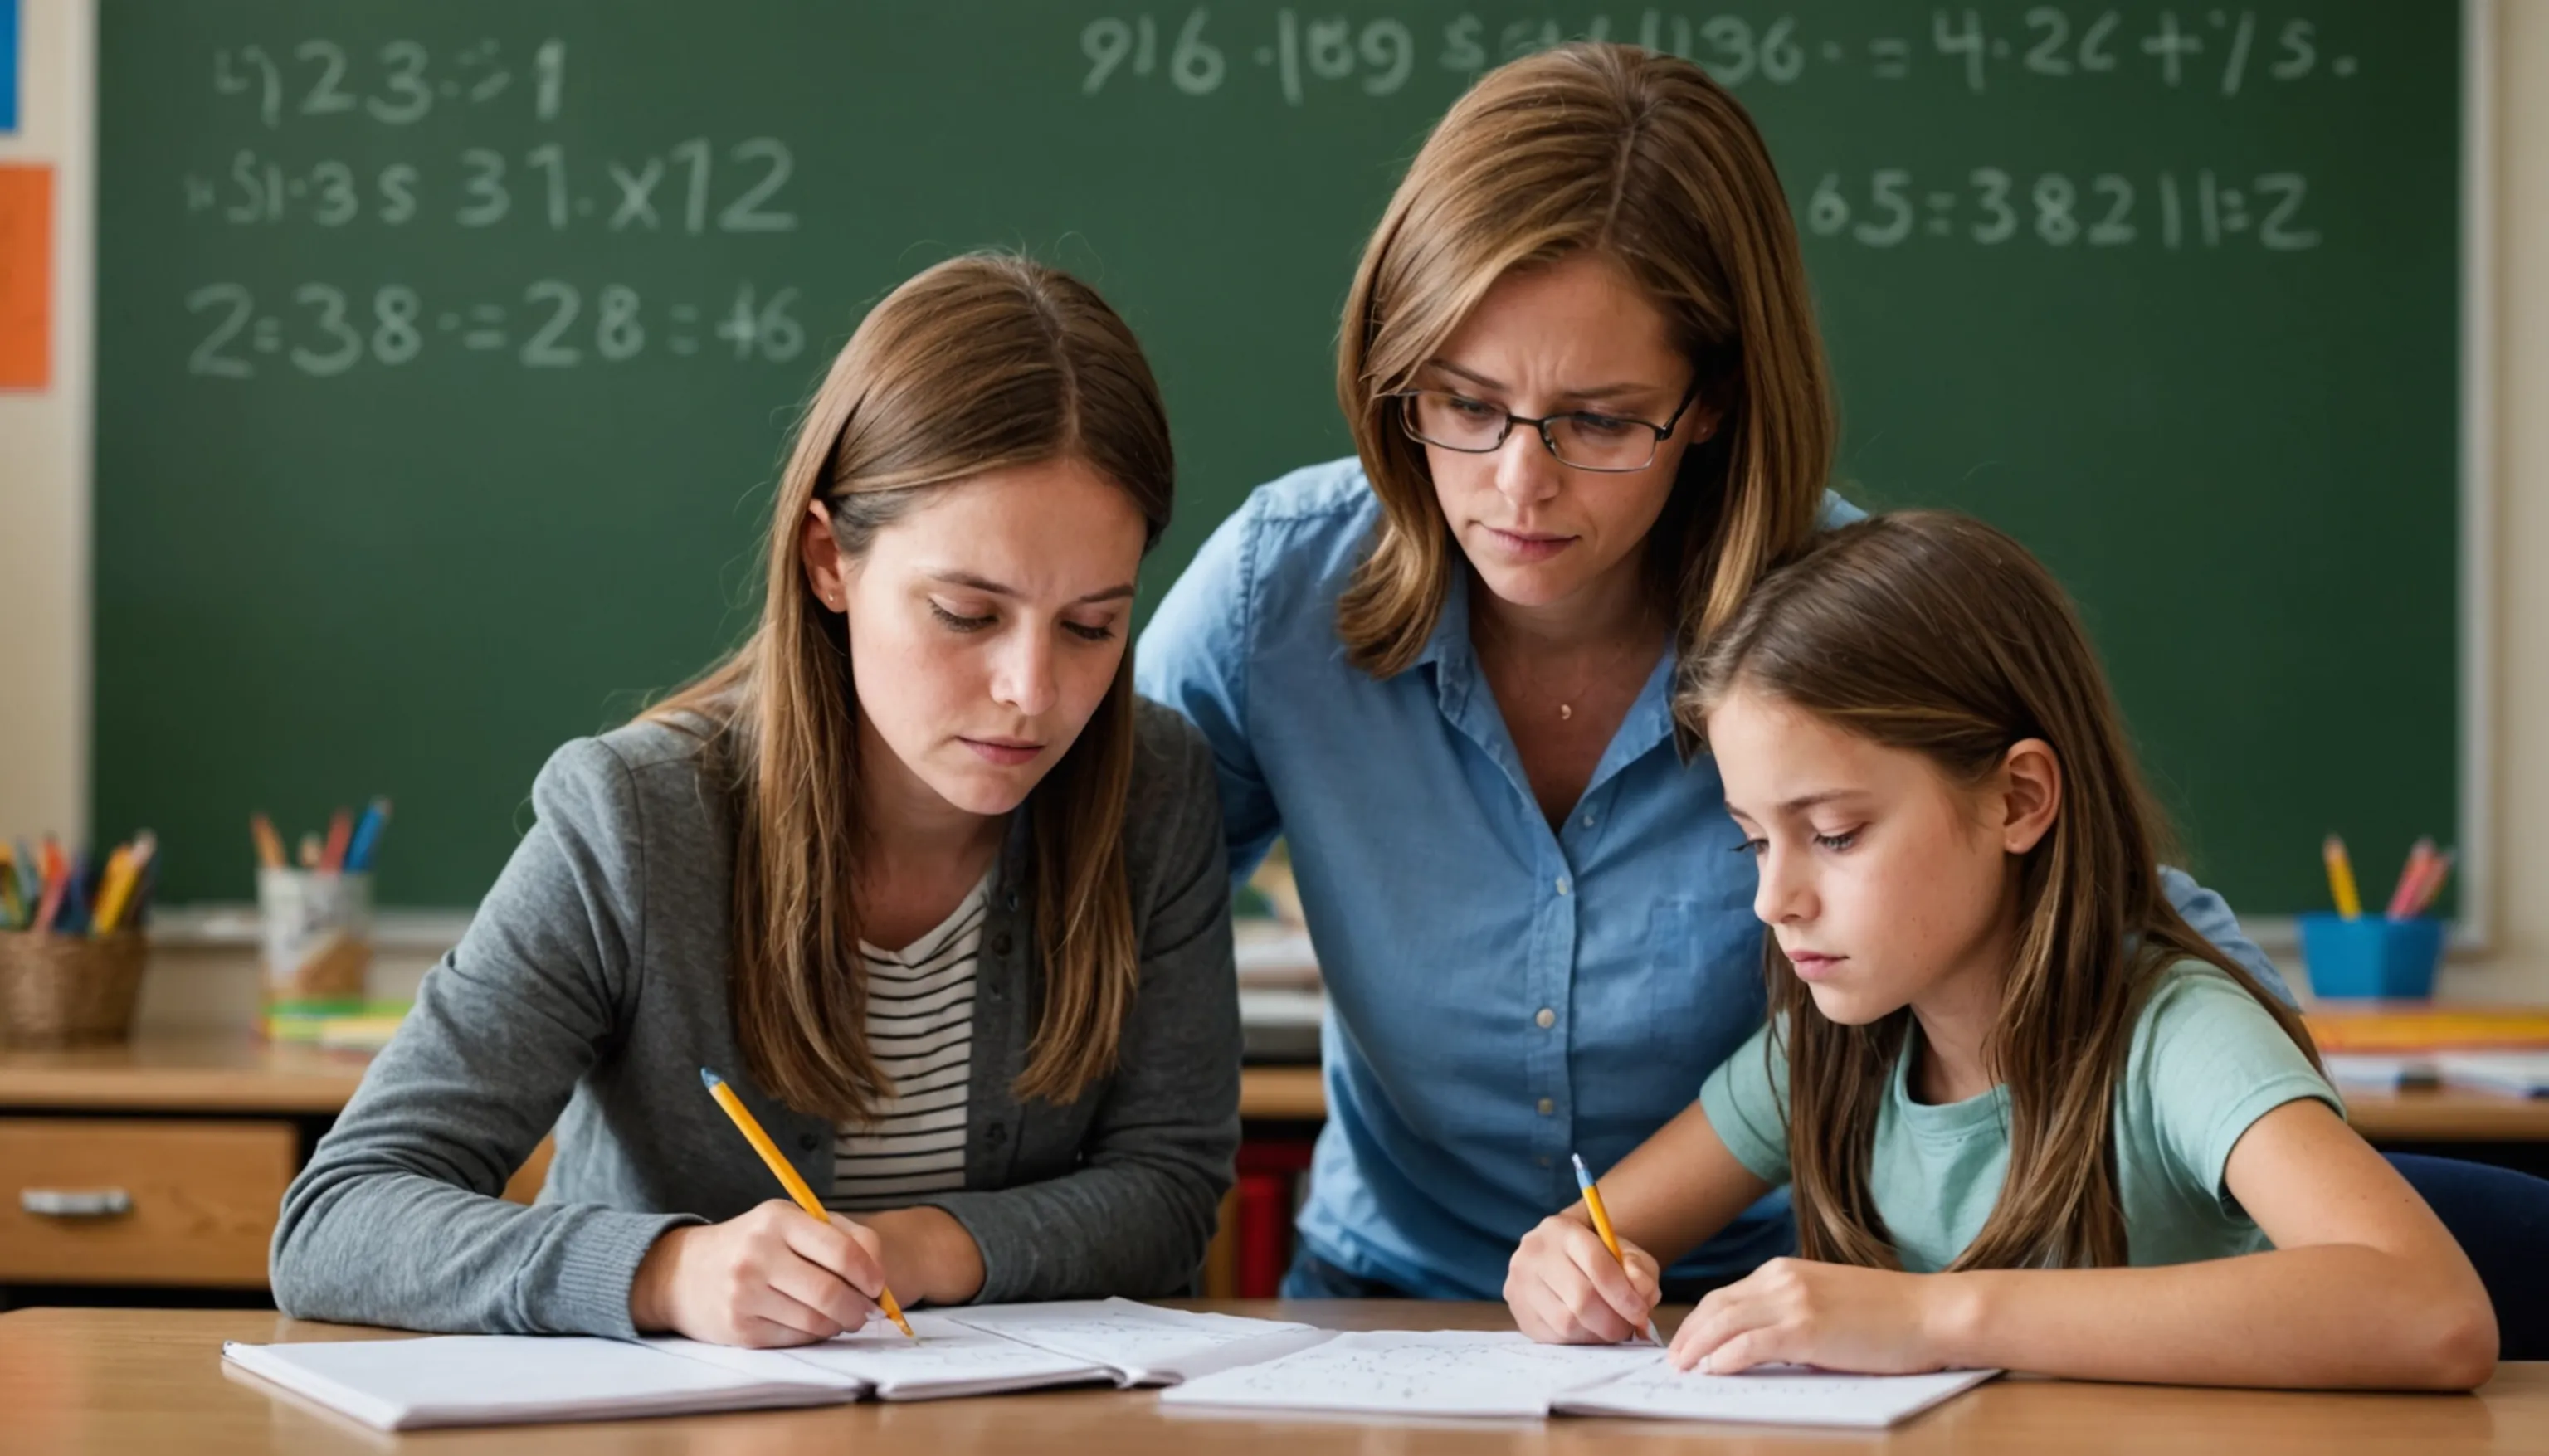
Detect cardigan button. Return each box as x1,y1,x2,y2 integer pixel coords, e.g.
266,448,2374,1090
798,1132,818,1152
987,1123,1007,1147
992,933,1014,957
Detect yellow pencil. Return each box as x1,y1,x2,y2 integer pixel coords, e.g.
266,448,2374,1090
699,1066,914,1338
94,833,157,936
89,846,137,937
1572,1153,1662,1346
2324,834,2363,919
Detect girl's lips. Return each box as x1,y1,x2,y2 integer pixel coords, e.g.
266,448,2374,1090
1787,952,1845,980
959,737,1043,766
1480,524,1576,563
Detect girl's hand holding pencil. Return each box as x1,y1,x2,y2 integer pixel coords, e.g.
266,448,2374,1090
1504,1206,1663,1346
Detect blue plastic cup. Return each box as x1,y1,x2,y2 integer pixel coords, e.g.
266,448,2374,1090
2298,913,2446,1001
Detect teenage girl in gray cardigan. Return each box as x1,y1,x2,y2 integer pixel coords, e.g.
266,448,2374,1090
270,255,1241,1346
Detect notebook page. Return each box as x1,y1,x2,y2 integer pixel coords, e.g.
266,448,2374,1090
947,1298,1332,1385
221,1337,847,1431
1158,1330,1662,1418
1555,1361,2001,1428
768,1311,1114,1400
641,1336,870,1391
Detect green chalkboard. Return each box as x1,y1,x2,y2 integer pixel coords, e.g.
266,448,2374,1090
97,2,2464,913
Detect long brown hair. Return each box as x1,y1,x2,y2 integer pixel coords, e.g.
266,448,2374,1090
1336,41,1834,699
1684,512,2317,1269
649,254,1173,1124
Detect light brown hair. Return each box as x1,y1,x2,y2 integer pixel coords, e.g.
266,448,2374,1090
1336,41,1835,695
1684,511,2318,1269
650,254,1173,1123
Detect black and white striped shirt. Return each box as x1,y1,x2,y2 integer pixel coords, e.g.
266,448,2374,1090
827,874,988,1211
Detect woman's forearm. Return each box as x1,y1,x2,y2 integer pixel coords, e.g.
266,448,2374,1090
1933,1246,2497,1390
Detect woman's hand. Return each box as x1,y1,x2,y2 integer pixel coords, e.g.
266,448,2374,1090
629,1200,888,1347
1669,1257,1954,1375
1504,1211,1661,1344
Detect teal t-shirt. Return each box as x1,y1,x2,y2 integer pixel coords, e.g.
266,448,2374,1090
1697,959,2342,1271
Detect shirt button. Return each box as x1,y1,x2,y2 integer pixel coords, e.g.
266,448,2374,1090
1534,1008,1555,1030
1537,1155,1552,1168
1554,876,1571,896
1537,1097,1555,1116
1582,814,1596,828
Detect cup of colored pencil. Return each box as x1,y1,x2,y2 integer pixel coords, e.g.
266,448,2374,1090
0,830,158,1046
2299,835,2454,1001
253,801,390,1037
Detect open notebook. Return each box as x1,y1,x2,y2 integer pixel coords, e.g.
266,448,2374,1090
222,1304,1317,1430
946,1297,1331,1385
1159,1330,1999,1427
220,1335,845,1431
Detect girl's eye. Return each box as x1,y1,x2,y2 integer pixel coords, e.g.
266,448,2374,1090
1446,394,1501,420
1063,620,1119,644
1570,413,1639,438
928,601,994,633
1731,836,1767,857
1814,829,1859,851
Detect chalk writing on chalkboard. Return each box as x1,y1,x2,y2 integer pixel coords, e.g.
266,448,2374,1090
1075,9,2364,105
182,280,805,379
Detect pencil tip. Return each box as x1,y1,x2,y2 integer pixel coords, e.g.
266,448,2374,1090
699,1067,721,1091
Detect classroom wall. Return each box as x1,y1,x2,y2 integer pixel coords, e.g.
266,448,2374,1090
2,1,2547,996
2493,0,2549,991
0,0,89,846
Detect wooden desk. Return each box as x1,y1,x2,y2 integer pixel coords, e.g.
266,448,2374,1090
0,1303,2536,1454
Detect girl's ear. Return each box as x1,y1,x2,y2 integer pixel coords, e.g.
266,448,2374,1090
1998,738,2063,855
800,500,848,613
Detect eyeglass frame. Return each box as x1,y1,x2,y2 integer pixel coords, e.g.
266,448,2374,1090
1386,379,1706,473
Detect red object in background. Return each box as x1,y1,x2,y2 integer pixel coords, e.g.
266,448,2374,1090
1234,1138,1315,1297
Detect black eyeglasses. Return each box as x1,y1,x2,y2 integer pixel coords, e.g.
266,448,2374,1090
1388,381,1703,472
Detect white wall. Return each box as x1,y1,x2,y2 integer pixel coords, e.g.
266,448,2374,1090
2491,0,2549,985
0,0,89,845
0,1,2544,998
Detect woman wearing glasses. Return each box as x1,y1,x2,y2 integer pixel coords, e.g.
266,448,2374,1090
1138,43,2280,1310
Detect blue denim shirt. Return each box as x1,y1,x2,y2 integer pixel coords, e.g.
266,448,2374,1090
1138,457,2289,1299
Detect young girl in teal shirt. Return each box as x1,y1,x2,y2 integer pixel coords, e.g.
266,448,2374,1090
1505,511,2496,1390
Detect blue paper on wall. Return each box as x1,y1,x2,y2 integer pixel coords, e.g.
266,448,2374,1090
0,0,17,134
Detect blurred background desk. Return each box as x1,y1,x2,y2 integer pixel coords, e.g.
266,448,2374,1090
4,1025,2544,1308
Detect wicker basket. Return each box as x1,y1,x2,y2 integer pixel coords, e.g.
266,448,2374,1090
0,933,148,1046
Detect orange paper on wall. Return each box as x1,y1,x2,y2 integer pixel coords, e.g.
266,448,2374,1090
0,164,51,389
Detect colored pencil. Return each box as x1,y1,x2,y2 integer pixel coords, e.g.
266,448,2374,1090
93,833,156,936
2384,839,2438,920
2323,835,2363,919
344,798,392,874
11,839,37,916
251,813,287,871
30,838,68,934
699,1067,914,1338
298,833,322,870
2410,850,2457,918
319,808,354,874
89,847,135,937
